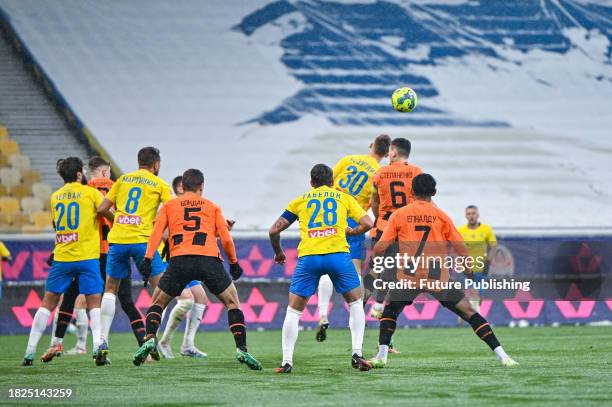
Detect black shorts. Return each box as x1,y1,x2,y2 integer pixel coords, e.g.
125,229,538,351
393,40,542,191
388,287,465,308
158,255,232,297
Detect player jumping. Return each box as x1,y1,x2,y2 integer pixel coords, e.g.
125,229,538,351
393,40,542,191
132,169,261,370
97,147,172,364
315,134,390,342
366,138,422,319
368,174,518,368
22,157,113,366
269,164,374,373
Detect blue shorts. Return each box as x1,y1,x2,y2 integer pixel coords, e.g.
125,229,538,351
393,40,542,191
347,218,365,260
185,280,200,289
290,252,360,297
106,243,165,279
46,259,103,295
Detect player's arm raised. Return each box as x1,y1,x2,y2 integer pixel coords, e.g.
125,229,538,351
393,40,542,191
268,213,295,265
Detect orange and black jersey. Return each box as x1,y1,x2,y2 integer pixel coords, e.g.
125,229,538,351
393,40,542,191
145,192,237,263
372,161,422,236
88,177,114,254
379,200,468,284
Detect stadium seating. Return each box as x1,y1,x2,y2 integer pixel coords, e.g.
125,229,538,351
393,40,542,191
0,1,610,228
0,125,53,232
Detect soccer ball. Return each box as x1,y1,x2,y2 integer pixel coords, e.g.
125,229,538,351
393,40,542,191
391,87,418,112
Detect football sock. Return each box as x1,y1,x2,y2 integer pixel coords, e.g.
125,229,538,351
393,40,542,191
89,308,102,349
493,346,510,361
75,308,88,349
49,311,58,346
130,318,146,346
26,307,51,355
228,308,248,352
281,306,302,366
379,302,405,353
183,303,205,349
467,313,501,351
100,293,116,343
317,275,333,324
376,345,389,362
54,310,73,340
145,304,164,338
117,281,145,345
160,299,193,345
348,299,365,357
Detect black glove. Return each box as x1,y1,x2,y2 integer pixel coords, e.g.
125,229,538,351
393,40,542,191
138,258,152,287
229,262,243,281
46,253,54,266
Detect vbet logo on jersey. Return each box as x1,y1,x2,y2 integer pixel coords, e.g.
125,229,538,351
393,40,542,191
55,232,78,244
307,227,337,239
116,214,142,226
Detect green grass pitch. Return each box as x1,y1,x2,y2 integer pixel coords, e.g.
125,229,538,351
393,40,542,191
1,326,611,406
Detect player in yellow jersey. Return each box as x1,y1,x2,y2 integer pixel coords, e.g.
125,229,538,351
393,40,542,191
22,157,114,366
269,164,374,373
458,205,497,313
97,147,171,362
316,134,390,342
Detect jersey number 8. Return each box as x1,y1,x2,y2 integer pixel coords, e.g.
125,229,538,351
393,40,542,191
125,187,142,214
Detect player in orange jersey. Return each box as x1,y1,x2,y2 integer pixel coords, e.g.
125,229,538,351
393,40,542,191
132,169,262,370
368,174,518,368
157,175,211,359
364,138,423,318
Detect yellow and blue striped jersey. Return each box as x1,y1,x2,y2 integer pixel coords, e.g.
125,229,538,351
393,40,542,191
50,182,104,262
106,169,172,244
284,185,366,257
333,154,380,210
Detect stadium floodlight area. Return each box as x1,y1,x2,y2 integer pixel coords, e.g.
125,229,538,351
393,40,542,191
0,0,610,228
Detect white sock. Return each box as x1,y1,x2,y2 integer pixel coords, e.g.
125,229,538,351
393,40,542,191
49,311,59,346
100,293,116,343
89,308,102,350
317,275,333,324
160,299,193,345
75,308,88,349
377,345,389,362
26,307,51,356
51,336,63,346
494,346,509,361
348,299,365,357
281,306,302,366
183,303,205,349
